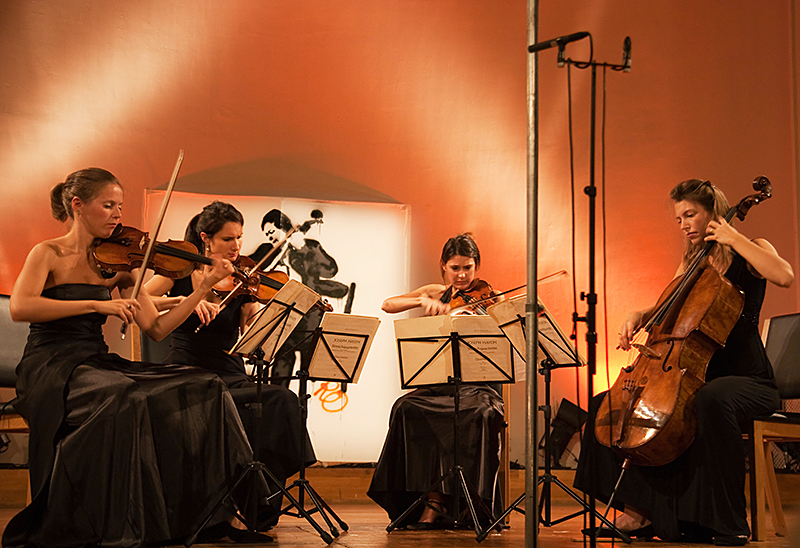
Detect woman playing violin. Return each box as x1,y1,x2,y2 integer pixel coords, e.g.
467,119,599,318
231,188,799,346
4,168,252,548
367,233,505,529
574,179,793,546
145,200,316,533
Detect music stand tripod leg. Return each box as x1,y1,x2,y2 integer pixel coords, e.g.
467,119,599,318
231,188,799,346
385,470,455,532
476,492,525,542
185,347,303,546
277,326,349,537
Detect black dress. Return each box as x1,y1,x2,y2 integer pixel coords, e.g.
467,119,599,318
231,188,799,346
367,289,505,526
165,276,316,513
2,284,252,548
573,253,781,541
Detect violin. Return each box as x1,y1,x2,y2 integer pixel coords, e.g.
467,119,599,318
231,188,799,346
448,279,498,315
92,225,327,309
93,225,211,279
210,256,291,305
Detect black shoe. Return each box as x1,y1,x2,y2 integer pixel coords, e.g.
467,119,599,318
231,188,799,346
193,522,228,543
582,524,653,540
713,535,747,546
407,520,444,530
225,523,274,543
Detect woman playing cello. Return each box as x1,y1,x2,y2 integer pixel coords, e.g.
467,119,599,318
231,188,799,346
367,233,506,529
574,179,793,546
4,168,253,548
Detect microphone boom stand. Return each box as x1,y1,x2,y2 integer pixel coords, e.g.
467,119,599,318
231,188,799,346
566,45,631,548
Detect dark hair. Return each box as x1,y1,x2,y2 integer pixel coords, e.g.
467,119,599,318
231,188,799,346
670,178,731,269
184,201,244,254
260,209,292,232
50,168,121,222
440,233,481,267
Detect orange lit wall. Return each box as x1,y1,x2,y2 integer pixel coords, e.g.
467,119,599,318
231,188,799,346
1,1,799,446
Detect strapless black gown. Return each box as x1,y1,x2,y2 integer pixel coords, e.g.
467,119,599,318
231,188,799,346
1,284,252,548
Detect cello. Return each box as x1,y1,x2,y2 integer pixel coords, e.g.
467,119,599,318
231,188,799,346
595,176,772,467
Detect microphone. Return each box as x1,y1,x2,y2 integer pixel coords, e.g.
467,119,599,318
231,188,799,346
527,31,589,53
622,36,632,72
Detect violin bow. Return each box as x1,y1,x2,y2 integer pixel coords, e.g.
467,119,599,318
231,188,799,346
121,150,184,338
448,269,568,314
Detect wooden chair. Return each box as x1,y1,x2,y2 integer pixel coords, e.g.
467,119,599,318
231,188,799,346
748,312,800,541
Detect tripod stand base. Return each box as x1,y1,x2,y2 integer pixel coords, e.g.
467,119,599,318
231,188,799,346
273,476,348,543
474,472,631,543
185,459,339,546
386,465,496,538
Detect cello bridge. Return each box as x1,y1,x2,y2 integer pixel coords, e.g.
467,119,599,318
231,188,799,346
632,343,661,360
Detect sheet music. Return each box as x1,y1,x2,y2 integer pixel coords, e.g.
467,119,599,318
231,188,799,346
230,279,319,360
308,312,380,383
487,295,527,363
451,315,514,383
394,315,514,388
487,294,583,368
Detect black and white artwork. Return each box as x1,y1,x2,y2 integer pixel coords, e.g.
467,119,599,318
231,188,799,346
146,190,409,462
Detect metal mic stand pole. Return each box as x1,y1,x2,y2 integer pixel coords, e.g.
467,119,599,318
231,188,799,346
567,46,630,545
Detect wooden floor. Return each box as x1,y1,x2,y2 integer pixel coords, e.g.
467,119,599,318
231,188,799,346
1,468,798,547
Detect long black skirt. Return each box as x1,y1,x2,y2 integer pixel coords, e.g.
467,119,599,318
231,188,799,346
367,385,504,527
573,376,779,541
3,363,252,548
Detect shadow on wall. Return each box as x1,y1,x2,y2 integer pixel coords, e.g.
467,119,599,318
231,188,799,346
156,157,400,203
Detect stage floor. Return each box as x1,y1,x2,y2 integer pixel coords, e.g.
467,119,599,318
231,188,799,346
1,468,798,547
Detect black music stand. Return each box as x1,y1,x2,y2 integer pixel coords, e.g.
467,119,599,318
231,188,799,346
477,296,629,543
185,280,333,545
386,315,515,537
268,312,379,540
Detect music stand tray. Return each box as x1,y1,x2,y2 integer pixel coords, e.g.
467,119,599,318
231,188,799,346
185,280,338,545
387,315,515,536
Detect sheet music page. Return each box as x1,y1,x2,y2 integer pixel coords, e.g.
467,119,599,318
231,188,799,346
488,294,583,370
487,295,527,362
308,313,380,383
394,315,514,386
451,315,514,383
537,301,583,366
231,279,319,359
394,315,454,387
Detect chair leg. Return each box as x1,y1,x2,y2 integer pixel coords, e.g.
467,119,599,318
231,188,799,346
763,441,787,537
749,421,766,541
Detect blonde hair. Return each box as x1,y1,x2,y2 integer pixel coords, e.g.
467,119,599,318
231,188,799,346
670,179,731,271
50,168,121,222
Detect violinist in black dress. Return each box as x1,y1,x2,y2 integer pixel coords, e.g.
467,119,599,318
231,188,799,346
574,179,794,546
3,169,253,548
367,233,505,529
145,200,316,531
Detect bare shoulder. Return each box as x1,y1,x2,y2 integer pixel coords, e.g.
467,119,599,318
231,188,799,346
751,238,777,252
26,238,63,266
416,283,447,300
